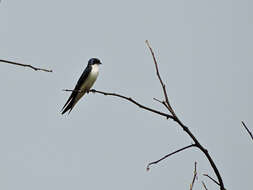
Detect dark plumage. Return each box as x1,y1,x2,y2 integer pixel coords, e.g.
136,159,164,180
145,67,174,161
61,58,102,114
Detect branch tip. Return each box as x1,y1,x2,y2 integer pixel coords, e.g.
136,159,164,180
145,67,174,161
0,59,52,72
147,144,196,170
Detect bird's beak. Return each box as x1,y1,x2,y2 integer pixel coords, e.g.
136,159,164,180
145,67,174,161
99,62,102,65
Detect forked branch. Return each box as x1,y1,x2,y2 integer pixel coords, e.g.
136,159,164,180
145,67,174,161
63,41,226,190
145,40,175,116
62,89,174,120
145,40,225,190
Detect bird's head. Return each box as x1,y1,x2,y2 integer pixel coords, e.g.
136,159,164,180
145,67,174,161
88,58,102,66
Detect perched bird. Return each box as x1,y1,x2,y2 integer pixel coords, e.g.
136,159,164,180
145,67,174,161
61,58,102,114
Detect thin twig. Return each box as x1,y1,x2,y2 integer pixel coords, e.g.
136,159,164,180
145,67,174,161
146,144,197,171
145,40,175,116
0,59,52,72
90,89,174,119
203,174,220,186
153,97,164,104
241,121,253,141
154,97,174,115
145,41,225,190
202,181,208,190
190,162,198,190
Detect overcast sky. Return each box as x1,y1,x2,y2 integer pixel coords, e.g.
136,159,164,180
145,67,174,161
0,0,252,189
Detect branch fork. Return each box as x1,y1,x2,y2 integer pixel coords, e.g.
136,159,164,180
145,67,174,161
63,40,226,190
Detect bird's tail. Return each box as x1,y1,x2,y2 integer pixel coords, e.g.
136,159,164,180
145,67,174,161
61,92,85,115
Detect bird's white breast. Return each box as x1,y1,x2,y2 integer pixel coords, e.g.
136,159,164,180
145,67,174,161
81,64,99,91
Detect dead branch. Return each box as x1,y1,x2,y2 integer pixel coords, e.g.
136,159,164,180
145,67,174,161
190,162,198,190
145,40,175,116
203,174,220,186
202,181,208,190
63,88,174,119
241,121,253,141
146,144,197,171
89,89,174,120
62,41,226,190
145,41,225,190
0,59,52,72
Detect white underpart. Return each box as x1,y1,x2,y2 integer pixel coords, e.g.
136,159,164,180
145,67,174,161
74,64,99,105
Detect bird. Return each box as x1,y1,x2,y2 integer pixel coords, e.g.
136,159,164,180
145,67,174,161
61,58,102,114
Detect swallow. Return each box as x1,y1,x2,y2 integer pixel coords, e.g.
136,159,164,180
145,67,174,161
61,58,102,114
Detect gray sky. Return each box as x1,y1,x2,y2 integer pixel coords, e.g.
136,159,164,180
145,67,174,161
0,0,252,189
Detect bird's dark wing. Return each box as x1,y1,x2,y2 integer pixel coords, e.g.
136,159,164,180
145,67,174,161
61,65,92,114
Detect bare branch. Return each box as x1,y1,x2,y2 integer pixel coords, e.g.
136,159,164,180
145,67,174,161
190,162,198,190
146,144,197,171
145,40,175,116
63,41,226,190
153,97,164,104
63,88,174,120
241,121,253,141
90,89,175,119
0,59,52,72
202,181,208,190
145,41,225,190
203,174,220,186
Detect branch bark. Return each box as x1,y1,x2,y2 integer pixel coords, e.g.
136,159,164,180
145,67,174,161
146,144,197,171
241,121,253,141
0,59,52,72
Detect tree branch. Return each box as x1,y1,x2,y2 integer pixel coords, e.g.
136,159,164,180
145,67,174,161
63,88,174,120
190,162,198,190
202,181,208,190
90,89,174,120
0,59,52,72
203,174,221,187
145,41,225,190
145,40,175,116
62,41,226,190
146,144,197,171
241,121,253,141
